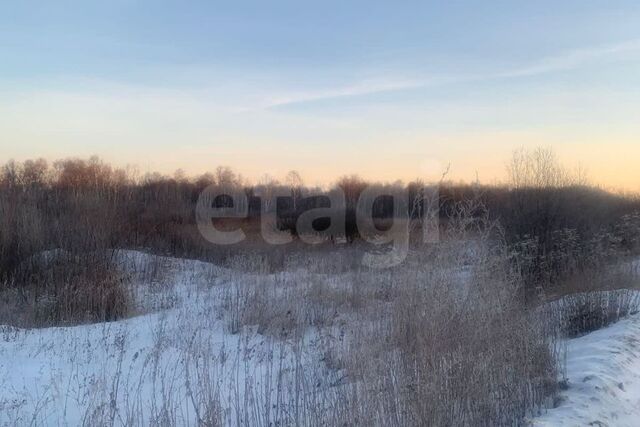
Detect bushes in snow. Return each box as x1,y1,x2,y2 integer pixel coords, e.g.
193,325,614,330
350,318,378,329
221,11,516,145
0,157,132,326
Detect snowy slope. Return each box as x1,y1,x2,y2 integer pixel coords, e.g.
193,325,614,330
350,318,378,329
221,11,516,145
530,313,640,426
3,250,640,426
0,251,334,426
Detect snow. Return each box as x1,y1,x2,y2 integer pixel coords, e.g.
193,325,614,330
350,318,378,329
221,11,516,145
0,251,334,426
3,249,640,425
530,313,640,426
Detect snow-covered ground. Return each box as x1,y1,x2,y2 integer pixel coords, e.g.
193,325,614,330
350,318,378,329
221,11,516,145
531,313,640,426
2,249,639,426
0,251,337,426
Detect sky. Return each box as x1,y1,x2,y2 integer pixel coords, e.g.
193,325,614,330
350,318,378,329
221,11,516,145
1,1,640,190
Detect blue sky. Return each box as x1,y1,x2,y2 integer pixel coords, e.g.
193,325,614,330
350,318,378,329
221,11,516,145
2,1,640,188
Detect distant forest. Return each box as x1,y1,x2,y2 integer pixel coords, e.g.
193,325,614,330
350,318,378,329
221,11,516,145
1,150,639,301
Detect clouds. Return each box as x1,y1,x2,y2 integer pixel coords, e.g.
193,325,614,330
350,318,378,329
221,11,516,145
498,39,640,78
4,37,640,132
261,78,430,109
257,38,640,110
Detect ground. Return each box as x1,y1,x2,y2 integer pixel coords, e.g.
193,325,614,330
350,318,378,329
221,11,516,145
1,250,639,426
530,313,640,426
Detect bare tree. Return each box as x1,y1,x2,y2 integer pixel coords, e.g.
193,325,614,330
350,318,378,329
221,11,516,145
1,160,22,188
507,147,567,189
215,166,238,188
22,159,49,187
259,174,280,212
285,170,303,210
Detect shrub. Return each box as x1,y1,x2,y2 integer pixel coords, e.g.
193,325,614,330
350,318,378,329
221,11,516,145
555,290,639,338
0,251,131,327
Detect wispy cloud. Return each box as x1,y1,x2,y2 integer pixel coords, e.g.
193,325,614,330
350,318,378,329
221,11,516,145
8,39,638,117
499,39,640,78
261,78,435,109
259,39,640,110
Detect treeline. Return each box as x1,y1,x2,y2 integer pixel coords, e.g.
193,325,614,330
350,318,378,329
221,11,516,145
1,151,639,309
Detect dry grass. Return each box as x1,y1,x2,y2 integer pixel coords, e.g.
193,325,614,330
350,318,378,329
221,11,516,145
0,251,132,327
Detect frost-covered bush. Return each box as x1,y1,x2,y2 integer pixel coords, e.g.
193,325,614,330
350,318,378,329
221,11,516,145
511,211,640,299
